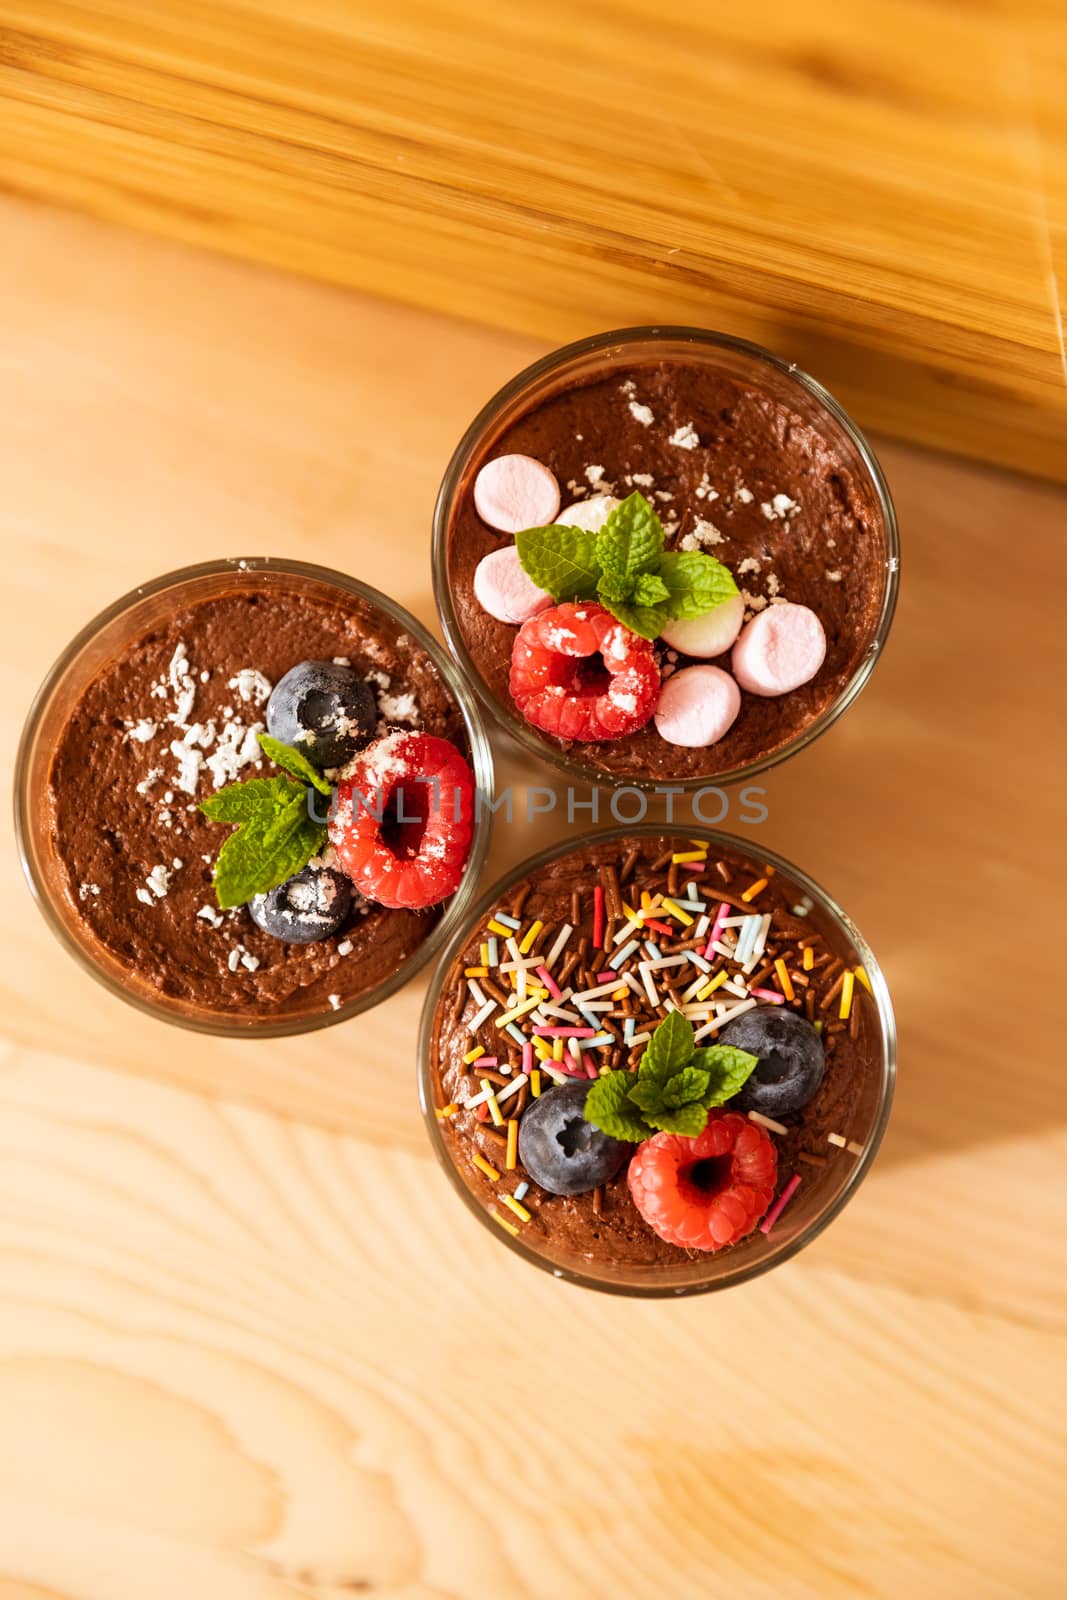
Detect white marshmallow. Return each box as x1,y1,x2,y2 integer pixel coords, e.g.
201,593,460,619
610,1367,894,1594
555,494,620,533
474,454,560,534
659,594,745,658
654,665,741,748
472,545,552,625
731,603,826,696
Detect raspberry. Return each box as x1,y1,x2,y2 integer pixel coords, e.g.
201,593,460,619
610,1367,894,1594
328,731,475,909
509,602,659,742
627,1112,778,1251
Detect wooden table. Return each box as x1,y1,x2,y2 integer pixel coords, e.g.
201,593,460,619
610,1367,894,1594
1,197,1064,1599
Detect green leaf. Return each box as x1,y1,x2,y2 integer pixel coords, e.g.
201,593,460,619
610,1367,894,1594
599,594,667,641
633,572,670,607
515,525,601,601
645,1103,709,1137
595,493,664,586
597,570,633,605
663,1066,711,1108
257,732,332,796
657,550,740,621
639,1011,696,1087
584,1071,650,1143
200,775,305,823
212,795,327,909
690,1045,760,1108
627,1079,669,1115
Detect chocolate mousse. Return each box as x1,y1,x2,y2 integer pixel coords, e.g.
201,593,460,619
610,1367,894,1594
444,356,891,781
429,833,883,1274
46,584,470,1023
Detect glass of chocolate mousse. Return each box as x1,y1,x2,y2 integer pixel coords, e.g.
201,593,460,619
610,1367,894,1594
419,825,895,1296
434,327,898,790
16,558,494,1036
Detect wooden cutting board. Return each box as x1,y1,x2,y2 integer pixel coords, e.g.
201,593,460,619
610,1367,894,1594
1,0,1065,479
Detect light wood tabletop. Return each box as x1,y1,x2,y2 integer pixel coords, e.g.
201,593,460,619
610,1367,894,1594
1,196,1064,1599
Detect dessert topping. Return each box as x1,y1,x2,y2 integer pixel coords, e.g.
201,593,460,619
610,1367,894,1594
473,545,553,625
731,602,827,696
516,1080,630,1197
473,453,561,534
584,1010,757,1142
627,1112,778,1250
658,592,744,659
718,1006,825,1117
516,491,738,642
248,863,355,944
329,731,475,910
509,601,659,741
653,663,741,749
266,660,377,770
199,735,330,909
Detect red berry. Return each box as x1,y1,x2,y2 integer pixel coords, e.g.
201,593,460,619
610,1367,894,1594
509,602,659,742
328,731,475,909
627,1112,778,1251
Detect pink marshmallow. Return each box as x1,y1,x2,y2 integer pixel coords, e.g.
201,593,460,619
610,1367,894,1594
731,603,826,696
654,665,741,748
473,545,553,625
474,453,560,534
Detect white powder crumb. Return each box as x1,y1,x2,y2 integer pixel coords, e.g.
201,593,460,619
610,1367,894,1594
741,589,769,616
620,379,637,398
735,485,754,504
146,864,172,899
669,422,700,450
227,947,241,972
565,478,588,497
766,573,781,597
365,667,392,691
337,939,353,956
197,905,224,929
158,809,173,829
126,719,157,743
585,464,606,486
679,518,725,553
78,883,101,901
826,569,843,582
228,668,273,706
378,691,418,724
169,736,205,796
628,401,654,427
135,767,163,796
653,489,674,502
201,853,212,865
827,537,836,549
333,656,351,666
200,669,211,683
575,433,583,441
204,722,264,789
629,472,655,487
135,888,154,906
737,557,761,575
695,473,719,501
662,515,680,538
328,994,341,1011
240,951,260,972
166,641,198,729
761,493,800,521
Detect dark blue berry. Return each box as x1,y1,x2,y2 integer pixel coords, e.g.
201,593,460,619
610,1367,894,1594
248,864,355,944
517,1080,630,1197
720,1006,825,1117
266,660,377,770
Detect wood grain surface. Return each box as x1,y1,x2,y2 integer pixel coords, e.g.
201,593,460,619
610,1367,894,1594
1,1,1066,481
1,197,1065,1598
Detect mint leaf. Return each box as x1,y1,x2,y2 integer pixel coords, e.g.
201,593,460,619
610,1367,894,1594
627,1079,669,1115
645,1102,708,1138
597,570,632,605
599,596,667,641
663,1066,711,1108
639,1010,697,1087
657,550,739,621
515,525,600,601
595,493,664,588
258,732,332,796
201,775,327,909
584,1071,649,1142
690,1044,760,1107
200,775,305,823
633,572,670,606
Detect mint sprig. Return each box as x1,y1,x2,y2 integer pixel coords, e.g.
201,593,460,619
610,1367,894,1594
515,492,738,641
584,1012,758,1142
199,737,330,908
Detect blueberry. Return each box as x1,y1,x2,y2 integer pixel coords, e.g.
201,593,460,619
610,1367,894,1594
719,1006,825,1117
266,660,377,770
248,864,355,944
517,1080,630,1197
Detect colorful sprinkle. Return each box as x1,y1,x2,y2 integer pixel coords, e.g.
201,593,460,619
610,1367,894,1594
505,1118,519,1169
490,1208,520,1237
500,1193,531,1223
760,1174,802,1235
854,964,872,994
839,969,855,1020
518,919,544,955
473,1152,500,1181
747,1110,789,1136
740,876,768,902
774,958,796,1002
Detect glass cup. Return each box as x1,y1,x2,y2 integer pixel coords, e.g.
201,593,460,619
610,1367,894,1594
418,823,895,1296
433,326,899,791
16,557,495,1037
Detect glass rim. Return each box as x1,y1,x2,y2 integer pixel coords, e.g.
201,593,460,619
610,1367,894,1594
14,555,496,1038
432,324,900,792
418,821,896,1297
